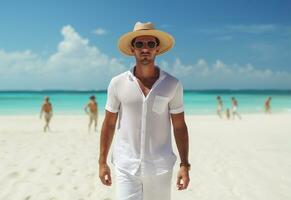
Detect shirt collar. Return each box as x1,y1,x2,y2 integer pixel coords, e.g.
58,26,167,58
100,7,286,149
128,66,166,81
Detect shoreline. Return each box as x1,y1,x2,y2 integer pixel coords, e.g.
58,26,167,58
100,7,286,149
0,112,290,117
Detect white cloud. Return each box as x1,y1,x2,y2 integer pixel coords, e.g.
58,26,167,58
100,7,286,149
92,28,107,35
199,24,278,35
0,49,44,76
250,43,276,61
159,58,291,89
0,25,290,90
199,24,282,41
0,25,125,90
226,24,277,34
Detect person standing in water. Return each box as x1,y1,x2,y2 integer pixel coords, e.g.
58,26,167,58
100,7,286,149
216,96,223,118
231,97,241,120
264,96,272,114
84,95,98,132
40,96,53,132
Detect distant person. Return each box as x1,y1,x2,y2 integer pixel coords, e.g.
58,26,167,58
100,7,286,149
216,96,223,118
225,108,231,120
40,96,53,132
231,97,241,120
264,97,272,114
84,95,98,132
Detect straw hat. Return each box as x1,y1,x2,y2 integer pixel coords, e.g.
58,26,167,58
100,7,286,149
118,22,175,56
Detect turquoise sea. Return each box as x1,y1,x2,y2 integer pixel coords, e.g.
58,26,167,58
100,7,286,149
0,90,291,115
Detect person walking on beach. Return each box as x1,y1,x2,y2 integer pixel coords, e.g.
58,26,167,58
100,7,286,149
216,96,223,118
98,22,190,200
40,96,53,132
84,95,98,132
264,96,272,114
225,108,231,120
231,97,241,120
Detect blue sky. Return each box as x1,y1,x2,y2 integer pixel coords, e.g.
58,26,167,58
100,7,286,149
0,0,290,90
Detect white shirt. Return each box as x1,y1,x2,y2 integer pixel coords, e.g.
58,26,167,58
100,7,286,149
105,67,184,176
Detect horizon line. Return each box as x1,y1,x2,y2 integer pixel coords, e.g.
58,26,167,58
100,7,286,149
0,89,291,93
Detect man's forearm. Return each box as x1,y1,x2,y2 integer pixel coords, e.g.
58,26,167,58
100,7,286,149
99,123,116,164
173,126,189,164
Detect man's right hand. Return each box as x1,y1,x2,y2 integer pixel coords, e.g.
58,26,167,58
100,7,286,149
99,163,112,186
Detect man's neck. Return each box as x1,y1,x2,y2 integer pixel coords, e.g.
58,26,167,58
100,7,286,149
134,64,159,79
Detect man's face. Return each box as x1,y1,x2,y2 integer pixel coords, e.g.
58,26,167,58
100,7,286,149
131,35,160,65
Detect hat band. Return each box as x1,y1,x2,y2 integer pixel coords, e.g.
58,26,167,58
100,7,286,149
136,28,153,31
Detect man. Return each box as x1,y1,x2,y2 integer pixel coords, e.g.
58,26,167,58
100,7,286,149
84,95,98,132
264,96,272,114
40,96,53,132
231,97,242,120
216,96,223,118
98,22,190,200
225,108,231,120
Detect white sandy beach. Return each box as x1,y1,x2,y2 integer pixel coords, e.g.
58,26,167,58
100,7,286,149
0,114,290,200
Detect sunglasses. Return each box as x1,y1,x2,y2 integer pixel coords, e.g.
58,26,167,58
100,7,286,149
133,41,157,49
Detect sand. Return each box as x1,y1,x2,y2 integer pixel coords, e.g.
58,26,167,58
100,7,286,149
0,113,290,200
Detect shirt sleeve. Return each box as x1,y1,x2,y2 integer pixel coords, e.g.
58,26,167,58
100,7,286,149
105,79,120,113
169,81,184,114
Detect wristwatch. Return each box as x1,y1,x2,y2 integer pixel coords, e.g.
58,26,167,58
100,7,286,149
180,162,191,171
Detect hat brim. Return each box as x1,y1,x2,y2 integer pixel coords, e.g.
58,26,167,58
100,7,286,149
118,30,175,56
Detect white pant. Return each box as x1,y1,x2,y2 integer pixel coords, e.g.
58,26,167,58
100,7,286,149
115,167,173,200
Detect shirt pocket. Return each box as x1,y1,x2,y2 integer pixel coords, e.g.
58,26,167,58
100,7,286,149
152,95,169,114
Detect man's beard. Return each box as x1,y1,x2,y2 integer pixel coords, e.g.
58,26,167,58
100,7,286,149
139,53,154,65
140,58,152,65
